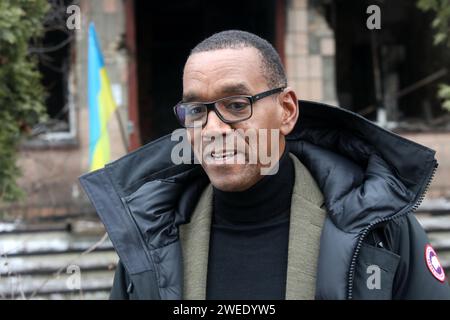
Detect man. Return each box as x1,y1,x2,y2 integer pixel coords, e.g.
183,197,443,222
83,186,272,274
80,30,450,299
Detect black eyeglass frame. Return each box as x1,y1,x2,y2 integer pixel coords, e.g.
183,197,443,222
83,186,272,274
173,86,286,128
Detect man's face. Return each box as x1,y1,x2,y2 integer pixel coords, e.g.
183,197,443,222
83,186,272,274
182,47,286,192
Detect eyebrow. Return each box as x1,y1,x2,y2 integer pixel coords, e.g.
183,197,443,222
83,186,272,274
182,83,252,102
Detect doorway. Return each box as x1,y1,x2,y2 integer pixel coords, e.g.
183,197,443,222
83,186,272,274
134,0,277,143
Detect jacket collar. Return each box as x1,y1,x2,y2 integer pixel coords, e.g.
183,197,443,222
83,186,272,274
179,154,326,299
287,101,437,232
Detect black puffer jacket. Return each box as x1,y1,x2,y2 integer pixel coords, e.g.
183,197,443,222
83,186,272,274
79,100,450,299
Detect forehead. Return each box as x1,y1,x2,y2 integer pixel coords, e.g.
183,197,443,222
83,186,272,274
182,47,266,100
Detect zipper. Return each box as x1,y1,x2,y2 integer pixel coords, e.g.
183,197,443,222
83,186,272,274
346,160,438,299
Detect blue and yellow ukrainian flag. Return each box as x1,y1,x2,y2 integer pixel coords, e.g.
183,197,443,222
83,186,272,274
88,23,117,171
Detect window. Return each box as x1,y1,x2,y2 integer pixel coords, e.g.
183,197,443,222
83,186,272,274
25,0,77,148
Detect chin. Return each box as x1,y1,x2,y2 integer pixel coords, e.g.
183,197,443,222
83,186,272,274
209,178,246,192
205,164,260,192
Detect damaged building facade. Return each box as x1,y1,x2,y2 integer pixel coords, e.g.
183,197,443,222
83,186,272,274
4,0,450,219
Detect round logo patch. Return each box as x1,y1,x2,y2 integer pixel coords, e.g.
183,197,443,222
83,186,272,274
425,244,446,282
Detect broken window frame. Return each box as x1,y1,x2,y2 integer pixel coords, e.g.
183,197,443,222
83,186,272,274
22,0,78,149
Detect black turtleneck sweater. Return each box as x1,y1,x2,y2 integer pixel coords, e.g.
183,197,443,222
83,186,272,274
206,149,295,300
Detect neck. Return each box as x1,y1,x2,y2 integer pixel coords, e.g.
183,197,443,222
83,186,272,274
212,148,294,224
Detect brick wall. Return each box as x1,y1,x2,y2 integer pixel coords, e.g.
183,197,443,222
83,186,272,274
402,132,450,199
285,0,337,105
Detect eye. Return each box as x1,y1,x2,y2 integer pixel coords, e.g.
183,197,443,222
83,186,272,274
188,105,204,115
225,101,249,112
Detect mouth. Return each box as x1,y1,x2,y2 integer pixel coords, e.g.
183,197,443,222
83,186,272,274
204,149,241,164
211,150,237,160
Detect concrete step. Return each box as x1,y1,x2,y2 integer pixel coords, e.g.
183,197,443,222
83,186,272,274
0,220,107,236
29,290,110,300
416,198,450,215
0,222,69,234
427,233,450,251
416,214,450,232
1,250,118,276
0,269,115,299
0,219,117,299
0,231,113,257
418,198,450,210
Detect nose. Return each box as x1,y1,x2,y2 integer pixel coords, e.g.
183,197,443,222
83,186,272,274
204,109,230,130
202,109,233,139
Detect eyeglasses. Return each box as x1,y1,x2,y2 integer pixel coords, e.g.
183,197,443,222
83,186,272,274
173,87,285,128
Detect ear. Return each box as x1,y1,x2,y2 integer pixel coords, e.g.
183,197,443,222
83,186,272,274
279,87,299,136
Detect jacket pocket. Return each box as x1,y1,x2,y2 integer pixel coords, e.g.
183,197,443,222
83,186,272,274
352,242,400,300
